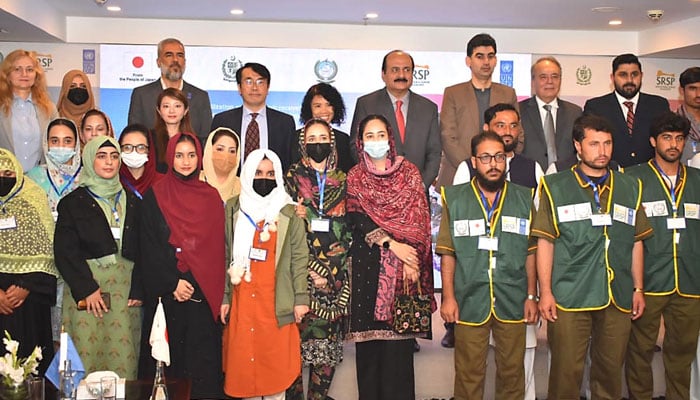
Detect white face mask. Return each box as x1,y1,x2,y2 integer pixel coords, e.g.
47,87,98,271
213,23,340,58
121,152,148,169
363,140,390,159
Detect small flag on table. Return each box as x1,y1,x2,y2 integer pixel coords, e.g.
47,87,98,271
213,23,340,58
150,298,170,365
45,332,85,389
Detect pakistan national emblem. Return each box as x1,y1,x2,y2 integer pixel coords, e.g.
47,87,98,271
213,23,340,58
314,59,338,83
222,56,244,83
576,65,592,86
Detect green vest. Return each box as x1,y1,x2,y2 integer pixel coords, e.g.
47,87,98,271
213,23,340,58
626,162,700,297
443,180,533,325
541,169,641,311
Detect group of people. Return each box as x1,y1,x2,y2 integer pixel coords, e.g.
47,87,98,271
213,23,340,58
0,30,698,400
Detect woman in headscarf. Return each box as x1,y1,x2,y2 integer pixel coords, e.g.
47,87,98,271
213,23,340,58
118,123,161,200
54,136,142,379
200,127,240,202
56,70,95,129
26,117,81,348
284,119,351,400
346,114,435,400
0,49,59,172
79,109,115,146
137,132,225,399
221,149,309,400
0,148,58,375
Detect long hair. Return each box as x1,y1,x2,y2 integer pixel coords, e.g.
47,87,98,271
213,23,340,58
154,88,194,165
0,49,53,116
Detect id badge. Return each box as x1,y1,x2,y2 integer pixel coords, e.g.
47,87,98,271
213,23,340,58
110,226,121,240
667,217,686,230
311,218,330,232
51,210,58,222
249,247,268,261
591,213,612,226
0,216,18,230
478,236,499,251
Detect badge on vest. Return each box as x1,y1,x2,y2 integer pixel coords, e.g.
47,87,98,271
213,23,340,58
591,213,612,226
453,219,486,237
478,236,499,251
685,203,700,220
501,216,530,235
249,247,268,261
557,202,591,223
642,200,669,217
311,218,330,232
0,216,17,230
612,204,636,226
667,217,686,230
110,226,121,240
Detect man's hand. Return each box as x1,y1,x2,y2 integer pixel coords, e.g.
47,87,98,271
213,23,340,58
539,292,558,322
440,297,459,323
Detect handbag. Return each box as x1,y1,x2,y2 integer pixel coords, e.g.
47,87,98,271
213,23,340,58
392,280,432,334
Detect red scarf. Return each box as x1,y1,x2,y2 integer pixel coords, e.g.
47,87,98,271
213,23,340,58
119,133,162,197
152,132,225,319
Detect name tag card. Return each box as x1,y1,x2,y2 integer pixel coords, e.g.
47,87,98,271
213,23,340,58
667,217,686,230
311,218,330,232
478,236,499,251
0,216,17,230
591,213,612,226
110,226,121,240
249,247,268,261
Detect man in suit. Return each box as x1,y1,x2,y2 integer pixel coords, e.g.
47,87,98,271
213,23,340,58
128,38,212,142
350,50,441,188
211,62,296,171
520,56,582,170
584,53,669,167
677,67,700,165
437,33,518,189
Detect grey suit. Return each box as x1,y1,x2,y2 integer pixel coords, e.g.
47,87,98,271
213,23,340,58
436,81,517,188
520,96,582,169
350,88,441,187
0,102,58,170
128,79,212,142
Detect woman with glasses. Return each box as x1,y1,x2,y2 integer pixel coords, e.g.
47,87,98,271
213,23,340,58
346,114,435,400
118,123,162,200
153,88,194,173
54,136,142,379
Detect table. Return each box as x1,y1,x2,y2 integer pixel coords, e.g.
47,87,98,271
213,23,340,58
45,378,191,400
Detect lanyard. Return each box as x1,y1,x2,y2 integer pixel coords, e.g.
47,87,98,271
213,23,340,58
0,179,24,213
86,188,122,224
478,187,501,233
241,210,263,232
575,168,610,212
120,174,142,200
47,165,81,198
315,167,328,216
652,160,681,215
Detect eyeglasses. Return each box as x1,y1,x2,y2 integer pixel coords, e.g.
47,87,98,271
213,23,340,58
475,153,507,164
242,78,267,87
121,144,149,154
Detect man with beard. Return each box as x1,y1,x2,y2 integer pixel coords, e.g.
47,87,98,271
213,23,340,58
350,50,441,188
128,38,212,142
584,53,669,167
678,67,700,164
625,112,700,400
436,131,537,399
532,114,653,400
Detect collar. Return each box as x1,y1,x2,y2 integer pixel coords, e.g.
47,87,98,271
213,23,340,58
572,163,611,193
160,77,184,91
614,91,640,107
12,93,33,104
243,105,266,119
386,89,409,106
535,96,558,110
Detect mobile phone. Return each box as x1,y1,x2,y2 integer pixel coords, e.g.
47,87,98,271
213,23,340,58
77,292,111,310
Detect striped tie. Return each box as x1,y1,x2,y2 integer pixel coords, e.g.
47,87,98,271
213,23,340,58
623,101,634,135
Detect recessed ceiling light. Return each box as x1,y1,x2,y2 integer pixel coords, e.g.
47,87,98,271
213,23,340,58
230,9,244,15
609,19,622,25
106,5,121,11
365,12,379,19
592,6,621,13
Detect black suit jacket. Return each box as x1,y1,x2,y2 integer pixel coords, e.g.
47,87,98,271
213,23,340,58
128,79,213,142
520,96,582,169
210,106,297,171
584,92,669,167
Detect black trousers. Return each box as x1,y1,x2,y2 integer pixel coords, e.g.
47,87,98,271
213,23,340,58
355,339,415,400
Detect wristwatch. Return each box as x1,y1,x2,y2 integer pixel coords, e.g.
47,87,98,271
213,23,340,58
526,294,539,302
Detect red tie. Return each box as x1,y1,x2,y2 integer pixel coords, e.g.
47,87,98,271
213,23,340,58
623,101,634,135
244,112,259,160
395,100,406,143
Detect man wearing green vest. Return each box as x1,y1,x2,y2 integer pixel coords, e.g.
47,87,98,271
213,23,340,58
436,131,538,399
531,114,653,400
625,112,700,400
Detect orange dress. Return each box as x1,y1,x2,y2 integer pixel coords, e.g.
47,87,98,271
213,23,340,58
223,224,301,397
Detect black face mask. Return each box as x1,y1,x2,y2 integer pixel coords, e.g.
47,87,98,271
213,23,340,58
305,143,332,163
253,178,277,197
67,87,89,105
0,177,17,197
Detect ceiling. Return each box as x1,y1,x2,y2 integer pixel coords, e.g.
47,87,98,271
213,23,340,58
1,0,700,57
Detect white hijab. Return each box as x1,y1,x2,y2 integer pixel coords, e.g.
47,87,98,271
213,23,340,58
229,149,294,284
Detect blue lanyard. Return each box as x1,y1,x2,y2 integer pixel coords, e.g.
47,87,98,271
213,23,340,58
86,188,122,224
315,167,328,216
0,179,24,213
478,187,501,233
652,160,681,215
241,210,263,232
120,174,142,200
575,168,610,212
47,165,81,198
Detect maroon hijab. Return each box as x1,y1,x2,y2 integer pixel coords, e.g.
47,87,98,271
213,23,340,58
152,132,225,319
